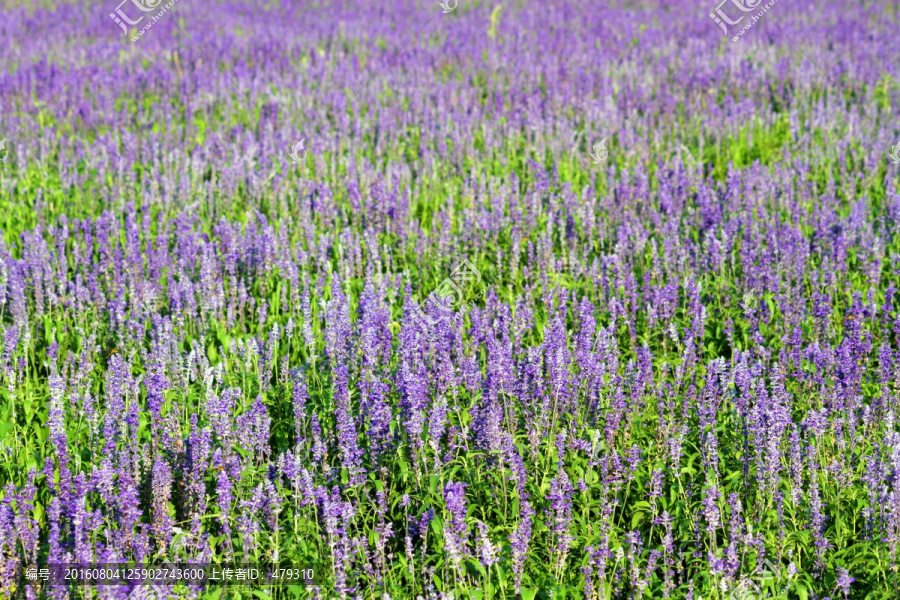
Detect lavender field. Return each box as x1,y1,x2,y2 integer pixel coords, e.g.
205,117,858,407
1,0,900,598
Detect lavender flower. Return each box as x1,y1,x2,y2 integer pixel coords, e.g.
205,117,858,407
442,481,469,574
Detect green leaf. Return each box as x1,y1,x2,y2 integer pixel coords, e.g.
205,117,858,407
631,511,646,528
35,423,49,444
431,515,443,538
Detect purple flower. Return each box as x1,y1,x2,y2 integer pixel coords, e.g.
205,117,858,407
546,470,575,575
475,521,499,569
835,567,854,598
510,499,534,593
442,481,469,573
150,456,174,551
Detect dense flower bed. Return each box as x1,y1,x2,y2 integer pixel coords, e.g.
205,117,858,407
1,1,900,598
